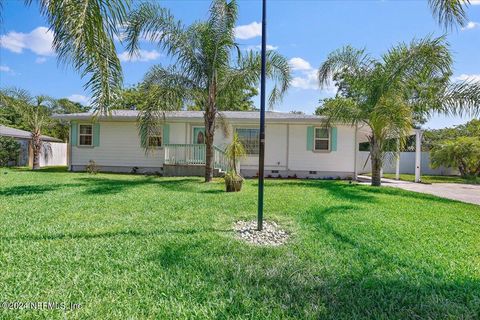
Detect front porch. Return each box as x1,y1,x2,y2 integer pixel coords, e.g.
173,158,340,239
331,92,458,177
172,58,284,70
163,144,228,177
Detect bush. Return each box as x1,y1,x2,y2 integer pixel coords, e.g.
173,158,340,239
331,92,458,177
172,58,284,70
86,160,99,175
431,137,480,178
0,136,21,166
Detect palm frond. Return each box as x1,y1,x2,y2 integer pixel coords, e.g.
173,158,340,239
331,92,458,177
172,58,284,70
317,45,374,88
428,0,471,29
436,80,480,117
31,0,129,114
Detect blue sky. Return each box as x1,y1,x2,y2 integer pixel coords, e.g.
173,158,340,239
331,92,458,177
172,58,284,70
1,0,479,129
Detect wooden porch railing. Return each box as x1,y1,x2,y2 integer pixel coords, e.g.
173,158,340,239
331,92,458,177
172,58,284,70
164,144,228,171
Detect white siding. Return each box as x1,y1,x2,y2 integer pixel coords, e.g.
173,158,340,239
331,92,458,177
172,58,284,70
287,125,356,172
72,121,164,167
71,120,357,174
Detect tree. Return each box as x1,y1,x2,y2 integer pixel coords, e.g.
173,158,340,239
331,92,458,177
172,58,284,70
0,137,21,167
0,0,129,113
125,0,291,182
428,0,475,29
431,137,480,178
423,119,480,150
316,37,480,186
2,90,54,170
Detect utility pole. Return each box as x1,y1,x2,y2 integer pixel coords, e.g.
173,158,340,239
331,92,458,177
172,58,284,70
257,0,267,231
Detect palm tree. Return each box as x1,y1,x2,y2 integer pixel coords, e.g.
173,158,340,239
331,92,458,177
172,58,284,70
1,89,54,170
0,0,129,113
317,36,480,186
428,0,474,29
125,0,291,182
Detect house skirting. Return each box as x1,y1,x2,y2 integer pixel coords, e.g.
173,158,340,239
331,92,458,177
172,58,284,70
71,165,353,179
240,169,354,180
71,165,163,174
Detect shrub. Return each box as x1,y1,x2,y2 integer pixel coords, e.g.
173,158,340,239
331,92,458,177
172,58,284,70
431,137,480,178
86,160,99,175
0,136,21,166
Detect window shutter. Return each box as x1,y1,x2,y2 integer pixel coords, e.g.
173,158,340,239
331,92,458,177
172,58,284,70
306,126,314,151
163,124,170,145
331,127,337,151
70,121,78,146
93,123,100,147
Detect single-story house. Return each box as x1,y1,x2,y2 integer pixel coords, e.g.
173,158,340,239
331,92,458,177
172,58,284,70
54,110,371,179
0,124,67,167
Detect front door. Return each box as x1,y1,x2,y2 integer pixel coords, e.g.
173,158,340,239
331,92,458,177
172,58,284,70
192,127,206,163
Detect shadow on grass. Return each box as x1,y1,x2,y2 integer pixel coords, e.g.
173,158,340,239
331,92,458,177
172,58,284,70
0,227,232,242
142,224,480,319
76,176,201,195
0,183,82,196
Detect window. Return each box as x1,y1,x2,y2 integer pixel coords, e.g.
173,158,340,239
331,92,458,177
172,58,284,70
148,131,162,147
236,128,259,155
79,124,93,146
314,127,330,151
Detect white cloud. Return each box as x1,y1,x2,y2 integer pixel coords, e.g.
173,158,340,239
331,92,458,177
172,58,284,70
289,58,337,94
289,57,312,71
234,22,262,40
0,65,16,75
244,44,278,51
461,21,479,30
453,74,480,82
35,57,47,64
68,94,91,105
470,0,480,4
0,26,54,56
118,49,160,62
291,70,319,90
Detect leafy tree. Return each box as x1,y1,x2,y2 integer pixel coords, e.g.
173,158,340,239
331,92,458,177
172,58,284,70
431,137,480,178
316,37,480,186
125,0,291,182
0,136,21,166
423,119,480,150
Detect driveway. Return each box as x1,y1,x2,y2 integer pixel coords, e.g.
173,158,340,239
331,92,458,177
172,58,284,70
358,176,480,206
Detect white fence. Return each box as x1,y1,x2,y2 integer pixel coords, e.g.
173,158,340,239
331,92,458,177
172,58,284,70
357,151,457,176
39,142,67,167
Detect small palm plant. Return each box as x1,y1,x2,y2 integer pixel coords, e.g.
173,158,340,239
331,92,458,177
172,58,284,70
224,133,246,192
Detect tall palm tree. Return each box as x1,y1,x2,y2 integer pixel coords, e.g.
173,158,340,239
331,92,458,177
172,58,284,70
317,37,480,186
1,89,55,170
125,0,291,182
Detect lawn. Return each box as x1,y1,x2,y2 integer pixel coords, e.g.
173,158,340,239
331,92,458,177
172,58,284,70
1,168,479,319
380,173,479,184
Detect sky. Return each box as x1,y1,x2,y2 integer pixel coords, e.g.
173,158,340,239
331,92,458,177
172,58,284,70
1,0,479,129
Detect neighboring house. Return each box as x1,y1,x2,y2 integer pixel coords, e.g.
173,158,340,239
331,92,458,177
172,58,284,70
0,124,67,167
54,110,370,178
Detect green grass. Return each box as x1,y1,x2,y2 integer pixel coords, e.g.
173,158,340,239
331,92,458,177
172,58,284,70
1,168,479,319
380,173,479,184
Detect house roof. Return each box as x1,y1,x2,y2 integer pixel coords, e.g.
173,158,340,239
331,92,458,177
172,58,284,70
0,124,63,142
52,110,327,123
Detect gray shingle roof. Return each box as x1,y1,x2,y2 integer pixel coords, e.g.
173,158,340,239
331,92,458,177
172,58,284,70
52,110,326,122
0,125,63,142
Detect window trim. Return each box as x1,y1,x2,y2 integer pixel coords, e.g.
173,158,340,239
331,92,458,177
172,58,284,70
78,124,93,147
235,127,260,156
313,127,331,152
